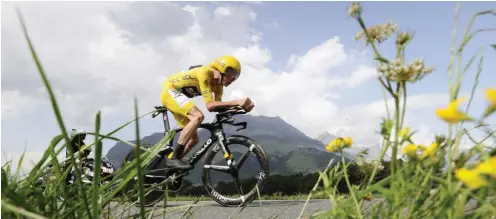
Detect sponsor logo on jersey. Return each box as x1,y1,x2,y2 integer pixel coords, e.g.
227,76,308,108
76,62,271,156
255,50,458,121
182,74,193,80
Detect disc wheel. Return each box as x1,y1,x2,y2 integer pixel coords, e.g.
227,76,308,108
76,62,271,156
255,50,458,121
202,135,269,207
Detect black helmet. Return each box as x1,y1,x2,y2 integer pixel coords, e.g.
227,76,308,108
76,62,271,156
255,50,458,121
70,129,86,146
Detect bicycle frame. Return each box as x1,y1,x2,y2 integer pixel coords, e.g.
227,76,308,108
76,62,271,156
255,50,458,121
150,106,247,170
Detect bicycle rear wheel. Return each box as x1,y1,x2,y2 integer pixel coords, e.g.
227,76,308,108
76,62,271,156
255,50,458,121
123,177,166,207
122,144,166,207
202,135,269,207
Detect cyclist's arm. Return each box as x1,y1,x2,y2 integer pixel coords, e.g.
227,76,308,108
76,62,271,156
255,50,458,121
206,100,241,112
198,69,234,111
202,86,239,111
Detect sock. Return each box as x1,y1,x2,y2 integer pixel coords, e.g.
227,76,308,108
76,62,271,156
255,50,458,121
172,144,185,159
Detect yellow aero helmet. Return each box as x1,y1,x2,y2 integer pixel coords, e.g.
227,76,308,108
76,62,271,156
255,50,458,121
209,55,241,78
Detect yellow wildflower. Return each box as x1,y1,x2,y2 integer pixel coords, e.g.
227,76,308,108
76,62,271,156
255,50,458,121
326,137,353,152
363,193,373,201
326,138,341,152
455,168,487,190
420,142,438,159
436,97,473,123
326,144,338,152
486,88,496,107
400,127,410,139
343,137,353,148
474,156,496,178
332,138,343,147
483,88,496,118
402,144,419,158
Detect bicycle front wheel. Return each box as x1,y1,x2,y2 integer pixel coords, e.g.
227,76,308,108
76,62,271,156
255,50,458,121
202,135,270,207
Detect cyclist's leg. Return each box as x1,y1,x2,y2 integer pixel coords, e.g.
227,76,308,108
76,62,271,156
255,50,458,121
160,89,196,168
183,131,199,158
169,113,190,158
170,106,203,159
179,108,203,158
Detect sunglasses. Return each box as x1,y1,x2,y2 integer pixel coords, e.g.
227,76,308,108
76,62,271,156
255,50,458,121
225,68,240,80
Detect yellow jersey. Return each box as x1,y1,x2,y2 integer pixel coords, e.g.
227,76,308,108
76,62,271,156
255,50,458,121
163,66,223,103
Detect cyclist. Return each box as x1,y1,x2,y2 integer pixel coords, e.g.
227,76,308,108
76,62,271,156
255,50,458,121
66,129,116,174
61,129,91,184
160,55,255,170
67,129,91,160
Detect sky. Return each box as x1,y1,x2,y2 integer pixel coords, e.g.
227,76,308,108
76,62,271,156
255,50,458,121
1,1,495,172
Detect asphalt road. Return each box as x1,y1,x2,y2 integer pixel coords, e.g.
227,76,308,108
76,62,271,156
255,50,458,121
108,199,337,219
107,198,480,219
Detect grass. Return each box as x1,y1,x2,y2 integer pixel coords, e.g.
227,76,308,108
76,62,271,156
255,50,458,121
2,2,496,219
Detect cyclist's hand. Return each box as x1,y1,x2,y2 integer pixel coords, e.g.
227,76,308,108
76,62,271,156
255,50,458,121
237,98,250,107
246,102,255,112
237,98,255,112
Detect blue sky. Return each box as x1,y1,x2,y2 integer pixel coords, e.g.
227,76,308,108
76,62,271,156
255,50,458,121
1,1,495,171
257,1,495,99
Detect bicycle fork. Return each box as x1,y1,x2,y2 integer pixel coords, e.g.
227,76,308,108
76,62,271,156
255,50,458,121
214,130,236,168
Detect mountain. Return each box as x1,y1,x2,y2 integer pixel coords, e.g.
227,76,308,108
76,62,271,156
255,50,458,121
315,132,335,145
271,147,346,175
105,114,346,185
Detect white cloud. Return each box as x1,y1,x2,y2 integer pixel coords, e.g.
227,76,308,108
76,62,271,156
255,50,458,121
234,44,271,67
290,37,348,77
222,36,381,137
345,66,377,88
214,6,231,16
1,2,258,127
251,34,261,43
1,90,44,118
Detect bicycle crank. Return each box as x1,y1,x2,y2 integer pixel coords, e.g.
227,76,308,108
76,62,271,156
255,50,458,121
161,171,189,192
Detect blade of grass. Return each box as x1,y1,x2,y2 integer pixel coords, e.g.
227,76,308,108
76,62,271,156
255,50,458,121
297,158,335,219
92,111,103,218
100,130,176,206
3,187,40,214
134,98,146,219
1,200,49,219
461,46,486,77
269,204,292,219
24,103,156,191
146,207,157,219
23,135,63,185
228,202,248,219
181,199,200,219
447,10,494,203
340,154,363,218
14,149,27,182
463,56,484,117
447,2,461,102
